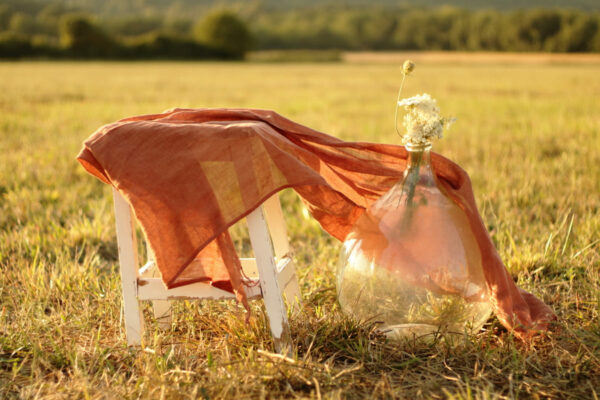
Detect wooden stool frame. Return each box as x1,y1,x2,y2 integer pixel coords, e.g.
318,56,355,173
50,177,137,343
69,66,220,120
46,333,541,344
113,188,301,352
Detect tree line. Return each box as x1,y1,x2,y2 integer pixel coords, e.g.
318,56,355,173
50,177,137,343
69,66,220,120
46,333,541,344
1,3,599,59
253,6,600,52
0,5,252,59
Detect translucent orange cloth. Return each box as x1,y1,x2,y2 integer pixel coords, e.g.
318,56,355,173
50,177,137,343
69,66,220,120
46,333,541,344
77,108,554,337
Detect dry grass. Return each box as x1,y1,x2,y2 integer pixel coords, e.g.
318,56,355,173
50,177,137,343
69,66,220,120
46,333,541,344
0,59,599,399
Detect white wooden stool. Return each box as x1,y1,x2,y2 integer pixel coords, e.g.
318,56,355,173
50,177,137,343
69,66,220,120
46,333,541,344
112,188,302,352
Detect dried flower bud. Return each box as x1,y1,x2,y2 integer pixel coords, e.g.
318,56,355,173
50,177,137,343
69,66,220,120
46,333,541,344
402,60,415,76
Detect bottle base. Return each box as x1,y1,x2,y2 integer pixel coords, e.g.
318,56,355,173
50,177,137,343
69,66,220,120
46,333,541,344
380,323,477,341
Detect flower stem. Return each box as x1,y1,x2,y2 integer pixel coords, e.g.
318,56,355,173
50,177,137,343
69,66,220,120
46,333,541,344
399,149,422,231
404,150,422,207
394,74,407,138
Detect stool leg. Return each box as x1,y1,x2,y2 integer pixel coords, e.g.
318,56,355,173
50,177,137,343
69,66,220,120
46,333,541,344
247,205,292,354
142,243,172,330
152,300,172,329
283,261,302,313
262,194,302,312
113,188,144,346
262,194,290,260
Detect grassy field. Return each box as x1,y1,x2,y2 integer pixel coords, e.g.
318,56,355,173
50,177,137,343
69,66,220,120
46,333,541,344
0,57,599,399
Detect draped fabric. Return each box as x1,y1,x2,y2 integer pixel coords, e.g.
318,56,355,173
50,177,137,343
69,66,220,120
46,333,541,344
77,108,555,338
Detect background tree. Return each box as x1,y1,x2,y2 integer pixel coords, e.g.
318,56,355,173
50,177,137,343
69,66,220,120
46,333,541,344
467,11,502,50
0,5,12,31
36,3,68,37
194,10,252,58
562,15,598,52
59,14,116,58
9,12,37,36
105,16,163,37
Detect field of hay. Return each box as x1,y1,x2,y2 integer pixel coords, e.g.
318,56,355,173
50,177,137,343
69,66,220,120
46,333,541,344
1,56,599,398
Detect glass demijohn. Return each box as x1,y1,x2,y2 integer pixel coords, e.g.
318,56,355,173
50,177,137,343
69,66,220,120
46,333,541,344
336,80,492,339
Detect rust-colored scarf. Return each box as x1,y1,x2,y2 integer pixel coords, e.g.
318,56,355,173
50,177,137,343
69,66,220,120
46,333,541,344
77,108,555,338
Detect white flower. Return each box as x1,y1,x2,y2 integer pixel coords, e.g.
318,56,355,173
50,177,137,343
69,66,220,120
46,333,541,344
397,93,455,146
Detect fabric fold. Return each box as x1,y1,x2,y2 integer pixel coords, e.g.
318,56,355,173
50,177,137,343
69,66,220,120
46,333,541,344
77,108,555,338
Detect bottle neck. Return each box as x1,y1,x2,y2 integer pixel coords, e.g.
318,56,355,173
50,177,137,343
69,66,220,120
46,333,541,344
404,143,436,187
371,143,437,214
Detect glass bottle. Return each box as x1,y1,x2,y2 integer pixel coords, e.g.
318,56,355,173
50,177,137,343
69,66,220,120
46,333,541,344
336,142,492,339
